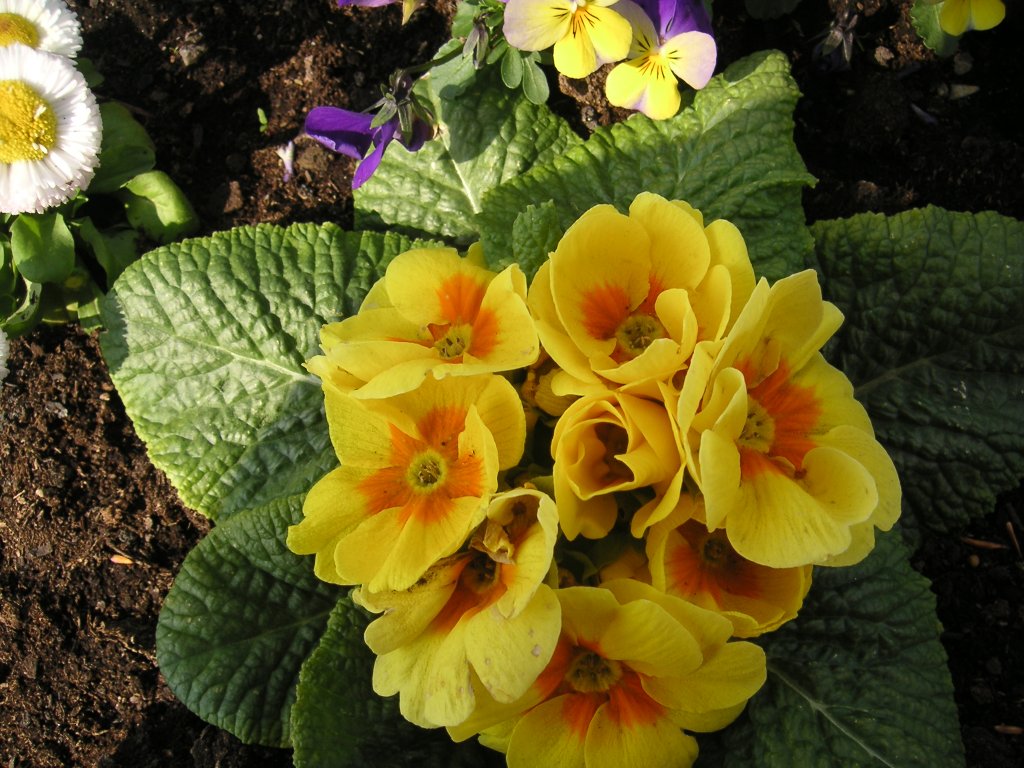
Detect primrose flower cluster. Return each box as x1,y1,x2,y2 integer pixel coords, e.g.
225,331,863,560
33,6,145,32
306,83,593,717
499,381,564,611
0,0,102,214
504,0,717,119
289,192,901,766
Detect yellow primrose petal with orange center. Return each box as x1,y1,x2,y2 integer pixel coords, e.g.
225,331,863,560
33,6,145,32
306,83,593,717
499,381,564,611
287,374,526,592
552,390,682,540
939,0,1005,36
529,192,753,399
503,0,633,79
647,498,812,637
354,488,561,728
308,245,538,399
679,270,901,568
449,580,765,768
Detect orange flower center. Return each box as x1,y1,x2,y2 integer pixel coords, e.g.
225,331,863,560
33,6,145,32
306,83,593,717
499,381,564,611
613,313,666,358
666,523,762,602
565,649,622,693
406,450,446,491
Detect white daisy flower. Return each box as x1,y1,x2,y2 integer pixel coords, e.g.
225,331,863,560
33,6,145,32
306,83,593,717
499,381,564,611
0,0,82,59
0,327,9,382
0,44,102,214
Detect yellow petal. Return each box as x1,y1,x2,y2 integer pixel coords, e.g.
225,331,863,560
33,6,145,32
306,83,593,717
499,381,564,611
663,31,717,89
504,0,574,52
629,192,711,290
605,56,681,120
968,0,1006,30
508,695,590,768
584,699,698,768
650,641,766,716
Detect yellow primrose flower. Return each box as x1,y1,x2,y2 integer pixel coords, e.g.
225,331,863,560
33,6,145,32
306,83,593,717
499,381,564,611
646,497,812,638
354,489,561,728
307,245,538,399
678,270,902,569
287,374,526,592
449,579,766,768
528,192,755,399
503,0,633,79
551,389,682,540
938,0,1005,36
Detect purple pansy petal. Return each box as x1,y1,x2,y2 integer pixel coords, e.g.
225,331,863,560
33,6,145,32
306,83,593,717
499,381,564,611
304,106,375,160
352,120,398,189
638,0,712,39
401,118,433,152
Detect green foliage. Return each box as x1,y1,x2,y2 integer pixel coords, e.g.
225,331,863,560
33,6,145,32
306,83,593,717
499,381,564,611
697,535,963,768
477,50,815,282
291,598,501,768
911,0,960,58
10,212,75,284
811,208,1024,537
100,223,418,519
354,63,581,243
157,496,339,747
1,98,197,337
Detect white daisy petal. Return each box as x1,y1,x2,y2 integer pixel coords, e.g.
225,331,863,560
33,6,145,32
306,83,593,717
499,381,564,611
0,0,82,58
0,44,101,214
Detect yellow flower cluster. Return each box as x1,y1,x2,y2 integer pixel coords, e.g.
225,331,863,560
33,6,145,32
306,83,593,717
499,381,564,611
289,192,901,766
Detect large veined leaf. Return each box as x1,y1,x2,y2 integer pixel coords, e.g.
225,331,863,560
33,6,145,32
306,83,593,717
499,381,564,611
157,496,339,747
477,50,816,282
291,598,501,768
353,63,582,243
99,224,418,519
696,534,963,768
811,207,1024,536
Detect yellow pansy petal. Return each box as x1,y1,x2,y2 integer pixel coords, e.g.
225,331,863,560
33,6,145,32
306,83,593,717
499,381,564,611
605,56,681,120
503,0,574,52
584,4,633,65
969,0,1006,30
939,0,971,34
553,19,598,78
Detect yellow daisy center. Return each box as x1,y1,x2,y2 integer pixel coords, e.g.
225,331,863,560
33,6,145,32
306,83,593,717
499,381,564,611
0,79,57,163
0,13,39,48
738,398,775,453
565,649,622,693
407,450,447,492
614,313,666,358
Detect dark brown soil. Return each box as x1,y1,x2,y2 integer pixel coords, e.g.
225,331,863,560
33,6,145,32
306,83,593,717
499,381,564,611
1,1,1022,766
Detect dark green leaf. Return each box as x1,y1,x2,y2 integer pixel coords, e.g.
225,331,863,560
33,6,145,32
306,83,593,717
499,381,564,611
89,102,157,193
119,170,199,244
10,212,75,284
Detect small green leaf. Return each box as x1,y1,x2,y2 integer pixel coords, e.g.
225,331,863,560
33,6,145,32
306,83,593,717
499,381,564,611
507,201,561,277
501,47,524,88
355,62,582,243
0,238,16,296
810,207,1024,537
76,217,140,284
0,279,44,337
521,57,549,105
157,496,339,747
910,0,960,58
478,51,815,282
697,535,963,768
119,170,200,244
89,102,157,193
10,212,75,284
75,56,105,88
291,598,502,768
99,223,418,519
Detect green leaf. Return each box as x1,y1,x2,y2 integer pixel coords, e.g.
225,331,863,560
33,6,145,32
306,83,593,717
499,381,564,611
157,495,339,747
520,56,549,105
119,170,200,244
354,64,582,243
477,50,815,282
910,0,960,58
697,535,963,768
291,598,502,768
501,47,524,88
10,212,76,284
510,201,561,277
90,102,157,193
0,279,44,337
99,223,418,519
76,217,140,284
810,207,1024,536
